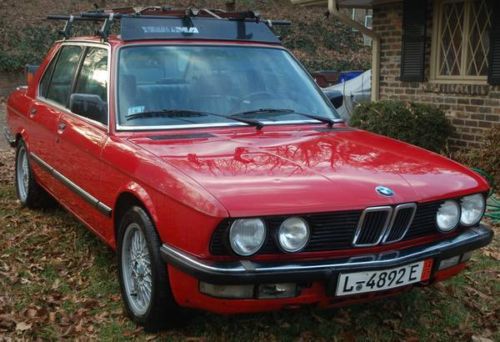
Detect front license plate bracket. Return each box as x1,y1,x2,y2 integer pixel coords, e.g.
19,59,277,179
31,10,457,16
333,259,433,297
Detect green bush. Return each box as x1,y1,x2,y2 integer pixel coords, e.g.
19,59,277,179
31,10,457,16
350,101,455,153
452,127,500,189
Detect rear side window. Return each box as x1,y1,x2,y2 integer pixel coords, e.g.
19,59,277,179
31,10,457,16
44,45,82,106
39,54,58,97
74,48,108,102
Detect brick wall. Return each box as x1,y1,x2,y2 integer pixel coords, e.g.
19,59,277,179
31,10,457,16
373,2,500,149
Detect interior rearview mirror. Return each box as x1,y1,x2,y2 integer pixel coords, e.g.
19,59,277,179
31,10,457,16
69,93,107,125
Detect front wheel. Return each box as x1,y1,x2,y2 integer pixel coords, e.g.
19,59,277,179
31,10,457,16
15,139,53,208
117,206,186,332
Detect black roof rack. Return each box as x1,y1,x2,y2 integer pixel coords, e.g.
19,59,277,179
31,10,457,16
47,6,291,42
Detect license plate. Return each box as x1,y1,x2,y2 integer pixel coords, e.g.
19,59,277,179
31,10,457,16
335,259,433,296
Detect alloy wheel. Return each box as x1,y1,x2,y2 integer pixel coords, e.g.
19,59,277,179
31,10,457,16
121,223,153,316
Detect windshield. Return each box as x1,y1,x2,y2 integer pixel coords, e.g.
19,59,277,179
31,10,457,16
117,45,339,128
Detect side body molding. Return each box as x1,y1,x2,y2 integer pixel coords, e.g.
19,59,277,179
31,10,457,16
30,152,112,217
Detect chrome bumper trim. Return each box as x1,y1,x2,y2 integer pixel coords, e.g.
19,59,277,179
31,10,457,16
160,224,493,284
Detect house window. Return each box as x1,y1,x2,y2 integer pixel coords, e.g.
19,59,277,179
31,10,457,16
432,0,492,82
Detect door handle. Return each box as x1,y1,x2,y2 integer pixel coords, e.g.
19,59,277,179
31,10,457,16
30,108,37,117
57,122,67,134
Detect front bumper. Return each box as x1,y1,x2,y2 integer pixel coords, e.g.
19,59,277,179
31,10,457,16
161,224,493,285
3,127,16,147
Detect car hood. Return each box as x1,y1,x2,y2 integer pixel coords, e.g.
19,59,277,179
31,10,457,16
128,126,487,217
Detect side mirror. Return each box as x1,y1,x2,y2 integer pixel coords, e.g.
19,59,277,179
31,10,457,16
25,64,39,86
329,94,343,109
323,89,344,109
69,93,107,124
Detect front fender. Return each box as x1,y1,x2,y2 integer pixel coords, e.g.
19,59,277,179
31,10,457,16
113,181,160,232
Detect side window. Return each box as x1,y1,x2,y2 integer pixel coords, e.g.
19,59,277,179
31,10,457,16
39,53,58,97
45,46,83,106
75,48,108,102
72,48,108,125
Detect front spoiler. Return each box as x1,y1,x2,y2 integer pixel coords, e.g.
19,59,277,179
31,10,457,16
160,224,493,285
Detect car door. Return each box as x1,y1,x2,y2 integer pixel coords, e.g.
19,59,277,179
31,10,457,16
53,45,112,239
31,45,84,195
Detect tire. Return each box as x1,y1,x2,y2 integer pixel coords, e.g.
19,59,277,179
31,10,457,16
15,139,54,209
117,206,186,332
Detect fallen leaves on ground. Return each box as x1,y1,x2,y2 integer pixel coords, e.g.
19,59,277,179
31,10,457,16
0,148,498,340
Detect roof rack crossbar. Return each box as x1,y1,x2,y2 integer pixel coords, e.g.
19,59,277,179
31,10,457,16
47,15,106,22
80,12,124,19
47,15,108,39
263,20,291,27
48,7,292,40
96,13,115,40
60,15,74,39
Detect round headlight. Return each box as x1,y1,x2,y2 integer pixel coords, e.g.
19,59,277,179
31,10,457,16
460,194,485,226
278,217,310,252
229,219,266,256
436,200,460,232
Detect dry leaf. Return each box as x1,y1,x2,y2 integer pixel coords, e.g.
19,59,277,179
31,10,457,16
15,322,32,332
471,336,494,342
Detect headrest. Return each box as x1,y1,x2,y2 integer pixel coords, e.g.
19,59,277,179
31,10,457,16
120,74,136,99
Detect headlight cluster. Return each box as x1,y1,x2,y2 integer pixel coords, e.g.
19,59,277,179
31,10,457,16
436,194,485,232
229,219,266,256
229,217,310,256
278,217,310,252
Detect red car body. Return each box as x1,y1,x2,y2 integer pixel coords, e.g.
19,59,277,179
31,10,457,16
5,30,493,316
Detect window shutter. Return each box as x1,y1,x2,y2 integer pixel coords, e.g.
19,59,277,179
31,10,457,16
400,0,427,82
488,0,500,85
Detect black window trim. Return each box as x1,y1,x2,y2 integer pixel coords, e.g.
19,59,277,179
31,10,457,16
488,0,500,85
69,46,89,108
70,46,110,125
400,0,427,82
36,41,111,132
38,47,63,99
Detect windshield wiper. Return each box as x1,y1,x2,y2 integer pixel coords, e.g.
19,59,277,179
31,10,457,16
294,112,336,128
230,108,293,117
125,109,264,129
230,108,336,128
126,109,204,121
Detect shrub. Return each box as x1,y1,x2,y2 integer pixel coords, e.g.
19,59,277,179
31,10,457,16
350,101,455,153
452,127,500,189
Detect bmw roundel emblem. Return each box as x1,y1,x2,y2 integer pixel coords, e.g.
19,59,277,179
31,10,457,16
376,186,394,197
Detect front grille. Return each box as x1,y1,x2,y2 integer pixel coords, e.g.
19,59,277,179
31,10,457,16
270,210,362,252
405,201,443,239
210,200,446,256
353,207,392,246
210,210,362,255
383,204,417,243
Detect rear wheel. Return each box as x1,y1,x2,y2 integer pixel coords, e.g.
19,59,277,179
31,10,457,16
117,206,186,332
15,140,54,208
